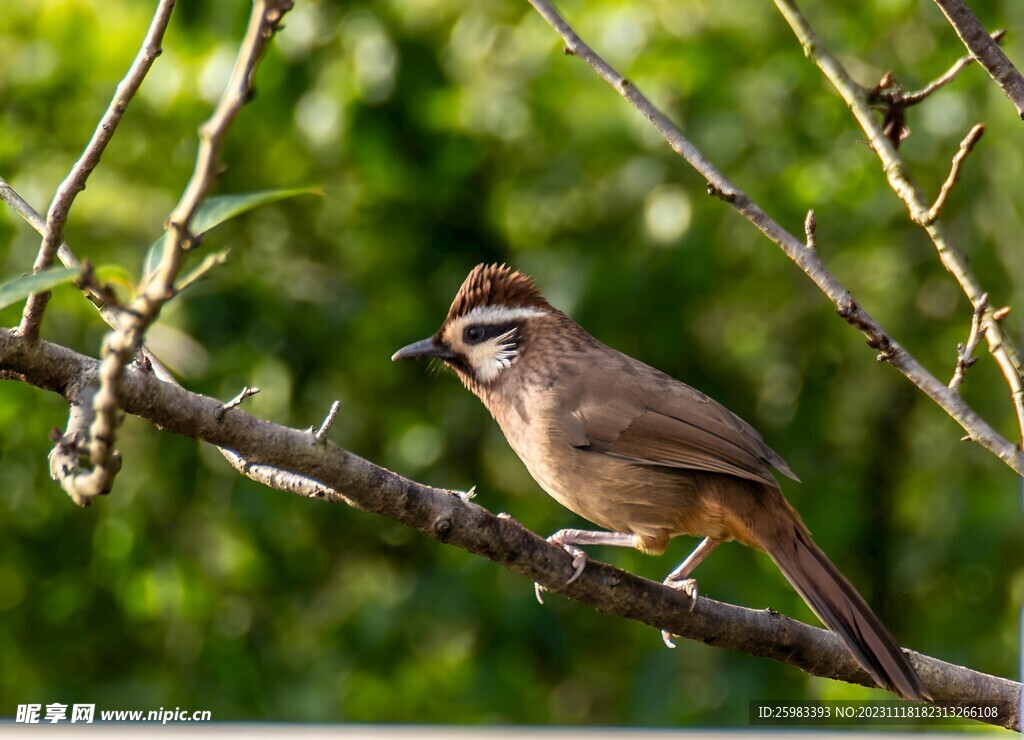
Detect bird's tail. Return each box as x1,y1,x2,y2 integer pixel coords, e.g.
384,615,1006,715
763,515,930,701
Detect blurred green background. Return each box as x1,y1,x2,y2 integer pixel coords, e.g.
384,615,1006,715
1,0,1022,727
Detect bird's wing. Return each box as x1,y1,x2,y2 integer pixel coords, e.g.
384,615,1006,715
561,369,798,486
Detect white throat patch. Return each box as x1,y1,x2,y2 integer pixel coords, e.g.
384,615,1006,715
452,305,547,382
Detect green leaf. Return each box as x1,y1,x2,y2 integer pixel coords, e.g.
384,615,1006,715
191,186,322,234
142,234,170,280
0,267,81,310
143,186,321,279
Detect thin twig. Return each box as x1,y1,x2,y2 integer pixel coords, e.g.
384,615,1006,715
903,29,1006,105
312,401,341,444
0,177,82,270
525,0,1023,475
73,0,294,504
950,294,989,391
931,0,1024,120
218,386,261,419
774,0,1024,462
926,123,985,224
869,29,1008,126
17,0,176,342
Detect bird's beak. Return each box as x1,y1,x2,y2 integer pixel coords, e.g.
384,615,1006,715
391,336,454,362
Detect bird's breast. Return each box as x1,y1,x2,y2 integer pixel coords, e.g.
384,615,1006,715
486,385,704,550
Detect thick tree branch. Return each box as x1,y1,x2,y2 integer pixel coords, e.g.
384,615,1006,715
17,0,176,342
0,327,1018,728
523,0,1023,475
70,0,294,503
774,0,1024,455
931,0,1024,119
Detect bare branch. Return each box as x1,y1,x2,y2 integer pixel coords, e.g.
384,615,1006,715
950,294,989,392
927,123,985,224
218,386,261,419
146,0,294,293
931,0,1024,119
773,0,1024,462
903,29,1006,105
867,28,1007,136
0,327,1018,728
524,0,1022,475
219,449,356,506
0,177,81,271
74,0,294,504
17,0,176,342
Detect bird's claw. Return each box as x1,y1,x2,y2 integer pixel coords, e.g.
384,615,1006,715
562,544,588,584
660,577,699,649
534,581,547,605
534,537,589,605
664,576,699,610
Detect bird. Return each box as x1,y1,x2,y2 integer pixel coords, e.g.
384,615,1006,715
392,262,929,701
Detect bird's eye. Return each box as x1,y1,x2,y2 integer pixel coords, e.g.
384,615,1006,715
464,325,486,344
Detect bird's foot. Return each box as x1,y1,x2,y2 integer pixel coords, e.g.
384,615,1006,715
664,576,699,606
660,577,699,648
534,534,589,605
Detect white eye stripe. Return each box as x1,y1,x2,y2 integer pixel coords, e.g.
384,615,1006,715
462,305,547,324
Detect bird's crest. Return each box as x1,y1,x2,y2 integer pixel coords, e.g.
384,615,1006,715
445,263,548,323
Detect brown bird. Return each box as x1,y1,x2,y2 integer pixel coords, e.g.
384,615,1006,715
393,263,928,701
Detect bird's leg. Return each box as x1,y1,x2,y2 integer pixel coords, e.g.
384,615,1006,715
661,536,720,648
663,535,720,593
535,529,638,604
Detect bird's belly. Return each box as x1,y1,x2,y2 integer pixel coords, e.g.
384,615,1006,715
491,400,757,551
511,436,707,550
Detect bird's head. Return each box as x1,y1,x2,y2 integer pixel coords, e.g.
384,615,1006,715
391,263,555,391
